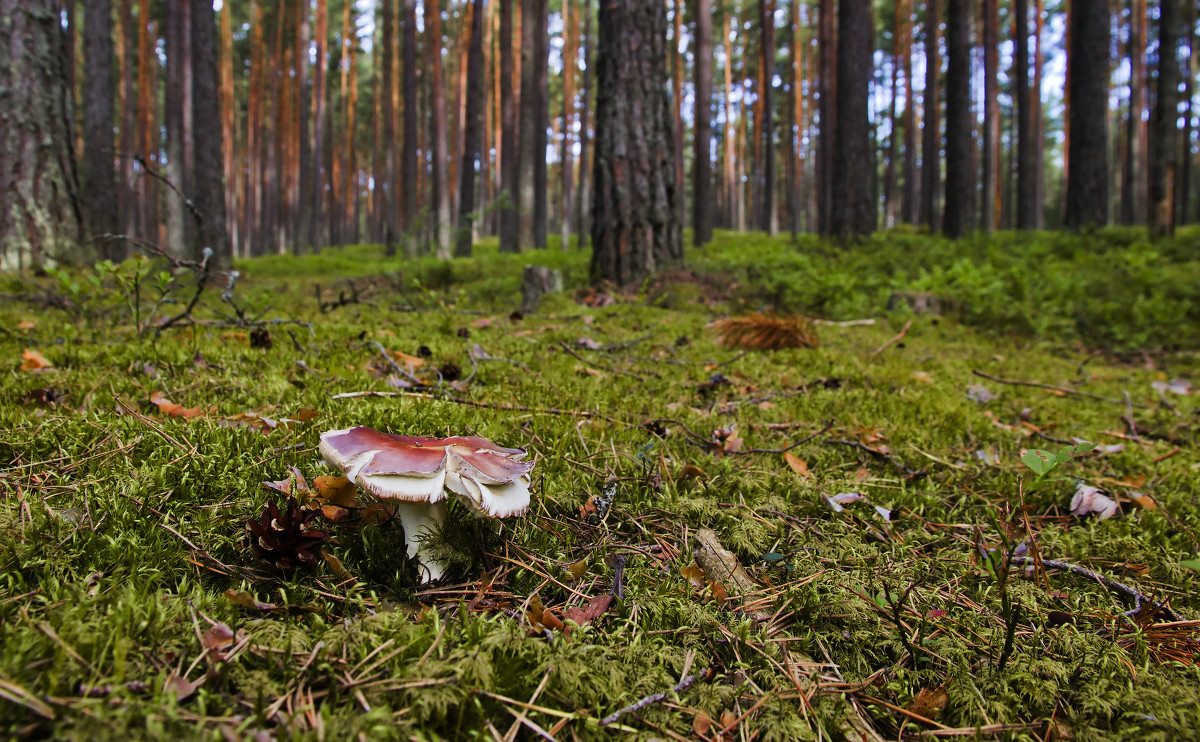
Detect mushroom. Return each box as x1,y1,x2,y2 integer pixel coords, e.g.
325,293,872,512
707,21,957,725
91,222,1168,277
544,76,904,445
318,426,533,582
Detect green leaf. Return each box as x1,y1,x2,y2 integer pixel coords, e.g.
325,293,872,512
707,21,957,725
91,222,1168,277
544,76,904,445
761,552,786,563
1021,449,1054,475
1181,558,1200,572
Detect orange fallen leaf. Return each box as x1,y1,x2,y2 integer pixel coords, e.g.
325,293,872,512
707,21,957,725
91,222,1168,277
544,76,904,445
783,452,811,479
389,350,426,370
149,391,206,418
19,349,53,371
1127,492,1157,510
17,320,36,331
221,331,248,341
313,476,359,507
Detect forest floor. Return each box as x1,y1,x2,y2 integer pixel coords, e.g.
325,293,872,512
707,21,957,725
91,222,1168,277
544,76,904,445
2,228,1200,741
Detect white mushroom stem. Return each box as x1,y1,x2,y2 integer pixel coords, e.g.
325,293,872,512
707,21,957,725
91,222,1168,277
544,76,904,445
391,500,449,583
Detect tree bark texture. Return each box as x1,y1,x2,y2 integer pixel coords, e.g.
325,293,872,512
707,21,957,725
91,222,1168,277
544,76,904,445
1065,0,1110,228
402,0,418,247
817,0,835,234
499,0,519,251
981,0,999,233
0,0,84,268
559,0,574,251
830,0,874,239
760,0,777,234
694,0,713,246
456,0,485,256
901,0,916,224
533,0,549,248
590,0,682,286
1122,0,1146,225
426,0,452,257
83,0,119,255
517,0,538,248
1014,0,1036,228
942,0,974,237
165,0,193,258
574,0,592,250
920,0,940,230
191,0,228,266
1149,0,1180,237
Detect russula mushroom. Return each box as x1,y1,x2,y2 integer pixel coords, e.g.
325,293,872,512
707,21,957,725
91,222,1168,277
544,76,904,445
319,426,532,582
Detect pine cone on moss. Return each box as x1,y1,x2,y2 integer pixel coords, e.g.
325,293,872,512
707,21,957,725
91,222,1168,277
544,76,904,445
245,497,328,570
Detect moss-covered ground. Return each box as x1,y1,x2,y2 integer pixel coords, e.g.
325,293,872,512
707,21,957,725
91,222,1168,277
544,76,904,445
2,228,1200,741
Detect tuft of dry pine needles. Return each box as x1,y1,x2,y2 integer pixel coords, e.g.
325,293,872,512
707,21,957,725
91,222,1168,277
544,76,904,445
710,313,820,350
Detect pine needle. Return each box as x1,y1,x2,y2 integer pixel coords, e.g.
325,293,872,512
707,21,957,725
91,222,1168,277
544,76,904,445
710,313,819,350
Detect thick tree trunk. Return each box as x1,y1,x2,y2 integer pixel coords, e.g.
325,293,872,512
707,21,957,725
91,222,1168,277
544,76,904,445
83,0,119,256
426,0,452,257
219,1,237,255
136,0,158,246
760,0,777,234
694,0,713,246
672,0,685,234
901,0,916,223
311,0,328,250
1014,0,1036,228
1181,1,1196,225
981,0,999,234
884,0,900,228
830,0,874,239
165,0,193,258
574,0,592,250
499,0,519,251
920,0,940,230
942,0,973,237
723,11,737,230
1033,0,1044,228
1149,0,1180,237
401,0,418,248
560,0,575,251
0,0,84,268
817,0,835,234
517,0,537,248
1064,0,1110,228
1122,0,1146,224
191,0,228,266
379,0,396,253
790,0,802,235
456,0,485,256
118,0,137,249
590,0,681,286
533,0,549,248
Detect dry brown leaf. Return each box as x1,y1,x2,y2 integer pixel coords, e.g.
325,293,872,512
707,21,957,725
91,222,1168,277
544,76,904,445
562,595,615,631
566,558,588,581
540,609,565,632
313,476,359,506
322,550,354,581
907,686,948,719
711,312,819,350
693,710,713,736
17,320,36,330
784,452,811,479
1128,492,1157,510
149,391,206,418
678,464,709,481
720,709,737,728
389,350,426,370
681,563,706,590
19,349,53,371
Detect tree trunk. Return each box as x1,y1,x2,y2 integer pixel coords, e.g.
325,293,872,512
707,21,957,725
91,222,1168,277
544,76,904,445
694,0,713,246
533,0,549,248
0,0,84,268
920,0,940,230
901,0,916,223
981,0,999,234
817,0,835,234
1032,0,1044,228
401,0,418,248
560,0,575,251
1149,0,1180,237
884,0,900,228
379,0,396,253
672,0,685,234
425,0,452,257
590,0,681,286
517,0,537,248
219,0,237,256
1180,0,1196,225
83,0,119,256
1014,0,1034,228
191,0,228,266
723,10,737,230
136,0,158,246
942,0,973,237
165,0,193,258
311,0,328,250
499,0,519,251
830,0,874,239
456,0,485,256
1122,0,1146,224
1064,0,1109,228
574,0,592,250
118,0,137,249
760,0,777,234
790,0,803,235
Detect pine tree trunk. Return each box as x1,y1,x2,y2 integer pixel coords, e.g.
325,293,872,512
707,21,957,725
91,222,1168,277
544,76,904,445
83,0,119,256
401,0,418,249
1123,0,1145,224
380,0,396,253
1180,0,1196,225
883,1,899,228
0,0,84,268
672,0,685,234
981,0,999,234
136,0,157,246
165,0,193,257
574,0,592,250
118,0,138,249
499,0,519,251
943,0,973,237
560,0,575,251
920,0,940,230
311,0,328,250
1064,0,1109,228
191,0,228,265
219,1,237,256
426,0,452,257
830,0,873,239
456,0,485,256
817,0,835,234
694,0,713,246
1149,0,1180,237
516,0,537,248
590,0,681,286
533,0,549,248
1033,0,1044,228
1014,0,1034,228
723,10,737,230
901,0,916,223
760,0,777,234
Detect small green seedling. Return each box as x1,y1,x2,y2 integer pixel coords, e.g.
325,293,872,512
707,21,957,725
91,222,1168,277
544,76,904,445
1019,440,1096,488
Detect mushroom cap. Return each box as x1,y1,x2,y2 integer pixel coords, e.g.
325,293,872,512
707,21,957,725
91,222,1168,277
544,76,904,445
319,426,532,515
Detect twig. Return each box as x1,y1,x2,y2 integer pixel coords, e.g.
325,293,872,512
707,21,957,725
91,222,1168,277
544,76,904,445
557,341,654,379
599,667,713,726
811,318,877,327
971,369,1147,408
868,319,913,357
828,438,926,480
366,341,425,386
730,420,834,455
157,248,213,331
1012,557,1183,622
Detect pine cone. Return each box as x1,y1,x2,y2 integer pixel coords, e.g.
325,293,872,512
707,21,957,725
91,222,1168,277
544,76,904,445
245,497,328,570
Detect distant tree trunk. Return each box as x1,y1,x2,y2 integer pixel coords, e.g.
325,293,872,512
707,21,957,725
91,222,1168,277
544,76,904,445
920,0,940,230
560,0,575,251
901,0,916,223
311,0,328,250
136,0,157,245
830,0,873,239
722,10,737,230
1064,0,1109,228
694,0,713,246
574,0,593,250
118,0,138,248
884,0,900,228
1180,0,1196,225
672,0,685,233
533,0,549,248
379,0,396,253
942,0,973,237
401,0,418,248
1014,0,1034,228
1123,0,1146,224
456,0,485,256
1032,0,1044,228
425,0,452,257
517,0,537,248
165,0,193,258
789,0,802,236
499,0,519,251
219,1,237,255
1149,0,1180,237
981,0,999,234
191,0,228,266
0,0,84,268
760,0,777,234
590,0,681,286
83,0,119,257
817,0,835,234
